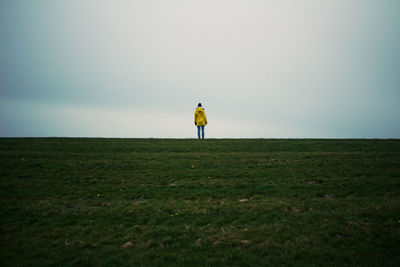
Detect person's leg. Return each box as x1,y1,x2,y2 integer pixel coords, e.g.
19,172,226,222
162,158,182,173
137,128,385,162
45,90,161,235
201,125,205,139
197,126,200,139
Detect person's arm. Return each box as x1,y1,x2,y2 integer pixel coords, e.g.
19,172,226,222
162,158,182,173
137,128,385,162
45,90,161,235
204,112,208,125
194,112,197,125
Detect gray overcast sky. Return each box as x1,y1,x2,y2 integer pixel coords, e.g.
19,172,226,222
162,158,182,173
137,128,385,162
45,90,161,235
1,0,399,138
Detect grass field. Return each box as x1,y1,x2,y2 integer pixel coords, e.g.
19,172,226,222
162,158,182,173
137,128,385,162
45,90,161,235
1,138,399,266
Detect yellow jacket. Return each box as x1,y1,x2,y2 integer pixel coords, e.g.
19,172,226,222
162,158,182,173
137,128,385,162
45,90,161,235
194,107,207,126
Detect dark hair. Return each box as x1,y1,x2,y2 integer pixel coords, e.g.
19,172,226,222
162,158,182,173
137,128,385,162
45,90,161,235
198,103,202,107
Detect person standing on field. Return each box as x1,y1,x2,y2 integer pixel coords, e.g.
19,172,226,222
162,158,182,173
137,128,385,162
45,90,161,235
194,103,207,139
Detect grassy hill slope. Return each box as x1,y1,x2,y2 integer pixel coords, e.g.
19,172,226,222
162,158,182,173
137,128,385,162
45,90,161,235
1,138,399,266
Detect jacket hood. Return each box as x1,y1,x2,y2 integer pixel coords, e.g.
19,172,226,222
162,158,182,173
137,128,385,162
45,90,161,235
196,107,204,113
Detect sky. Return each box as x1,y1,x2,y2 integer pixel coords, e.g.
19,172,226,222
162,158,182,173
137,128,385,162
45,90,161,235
1,0,399,138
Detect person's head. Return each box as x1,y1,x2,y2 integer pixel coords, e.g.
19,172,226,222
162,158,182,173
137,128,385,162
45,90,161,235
198,103,202,107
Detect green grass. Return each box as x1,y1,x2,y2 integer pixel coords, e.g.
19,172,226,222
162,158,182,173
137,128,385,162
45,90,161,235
1,138,400,266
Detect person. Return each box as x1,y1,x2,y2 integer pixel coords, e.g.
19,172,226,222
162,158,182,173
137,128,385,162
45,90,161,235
194,103,207,139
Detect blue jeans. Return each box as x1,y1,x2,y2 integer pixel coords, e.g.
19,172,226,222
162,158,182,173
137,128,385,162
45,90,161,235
197,125,205,139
